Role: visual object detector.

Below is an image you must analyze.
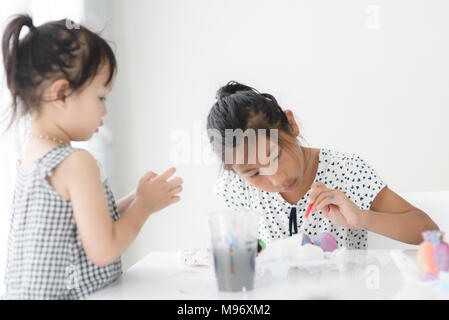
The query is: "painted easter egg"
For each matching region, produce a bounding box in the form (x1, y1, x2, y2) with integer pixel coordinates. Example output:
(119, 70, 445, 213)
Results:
(314, 232, 338, 252)
(417, 230, 449, 280)
(417, 240, 437, 278)
(300, 233, 312, 246)
(434, 242, 449, 272)
(257, 239, 266, 255)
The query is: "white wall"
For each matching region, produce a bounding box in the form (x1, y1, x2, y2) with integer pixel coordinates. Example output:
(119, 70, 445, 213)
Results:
(0, 0, 447, 276)
(105, 0, 449, 270)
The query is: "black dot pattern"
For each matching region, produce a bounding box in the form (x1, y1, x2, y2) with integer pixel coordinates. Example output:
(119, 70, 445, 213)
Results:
(213, 148, 387, 249)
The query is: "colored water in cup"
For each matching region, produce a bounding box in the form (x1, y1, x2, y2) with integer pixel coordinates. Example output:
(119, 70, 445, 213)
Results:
(209, 210, 258, 292)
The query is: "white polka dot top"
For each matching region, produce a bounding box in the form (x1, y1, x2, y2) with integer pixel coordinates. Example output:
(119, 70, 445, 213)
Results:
(213, 148, 387, 249)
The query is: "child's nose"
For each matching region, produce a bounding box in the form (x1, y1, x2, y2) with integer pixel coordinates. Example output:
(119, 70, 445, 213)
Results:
(269, 172, 287, 187)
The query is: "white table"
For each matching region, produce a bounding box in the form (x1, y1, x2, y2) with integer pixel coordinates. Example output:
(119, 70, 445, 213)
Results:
(88, 249, 449, 300)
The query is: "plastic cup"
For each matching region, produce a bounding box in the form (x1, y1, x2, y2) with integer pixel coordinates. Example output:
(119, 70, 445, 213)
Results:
(208, 209, 258, 292)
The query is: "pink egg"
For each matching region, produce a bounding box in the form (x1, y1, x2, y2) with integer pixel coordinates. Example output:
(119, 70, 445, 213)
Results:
(417, 230, 449, 280)
(434, 242, 449, 272)
(315, 233, 337, 252)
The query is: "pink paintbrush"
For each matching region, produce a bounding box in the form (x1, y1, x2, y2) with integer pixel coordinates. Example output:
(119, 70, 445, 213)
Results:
(305, 202, 313, 220)
(299, 202, 313, 235)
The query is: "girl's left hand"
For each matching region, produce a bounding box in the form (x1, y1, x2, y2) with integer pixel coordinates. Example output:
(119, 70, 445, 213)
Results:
(307, 182, 364, 230)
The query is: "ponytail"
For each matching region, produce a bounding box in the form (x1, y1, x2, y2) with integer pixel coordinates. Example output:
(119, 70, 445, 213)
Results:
(1, 14, 117, 132)
(208, 80, 292, 136)
(207, 81, 298, 166)
(2, 14, 37, 129)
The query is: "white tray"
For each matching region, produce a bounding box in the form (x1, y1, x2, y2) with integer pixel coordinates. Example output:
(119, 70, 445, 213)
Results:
(256, 246, 348, 277)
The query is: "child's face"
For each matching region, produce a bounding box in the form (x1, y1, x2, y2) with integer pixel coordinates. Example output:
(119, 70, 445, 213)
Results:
(232, 133, 308, 194)
(62, 63, 115, 141)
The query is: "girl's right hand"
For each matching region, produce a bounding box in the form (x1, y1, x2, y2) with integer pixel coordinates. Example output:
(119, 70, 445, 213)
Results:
(135, 167, 183, 215)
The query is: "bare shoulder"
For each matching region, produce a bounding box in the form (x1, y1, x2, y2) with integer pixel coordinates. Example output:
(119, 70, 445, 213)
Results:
(61, 149, 98, 172)
(49, 149, 101, 201)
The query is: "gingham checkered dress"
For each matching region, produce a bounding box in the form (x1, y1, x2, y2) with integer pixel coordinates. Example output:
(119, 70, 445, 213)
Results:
(2, 146, 122, 300)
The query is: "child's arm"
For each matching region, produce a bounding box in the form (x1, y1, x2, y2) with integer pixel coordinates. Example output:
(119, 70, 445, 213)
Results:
(116, 189, 136, 216)
(308, 182, 439, 245)
(359, 187, 439, 245)
(64, 150, 182, 267)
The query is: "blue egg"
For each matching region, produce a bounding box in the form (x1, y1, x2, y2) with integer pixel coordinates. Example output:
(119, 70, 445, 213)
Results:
(301, 233, 312, 246)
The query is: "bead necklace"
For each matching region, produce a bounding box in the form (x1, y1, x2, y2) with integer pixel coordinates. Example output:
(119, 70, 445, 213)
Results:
(30, 134, 71, 146)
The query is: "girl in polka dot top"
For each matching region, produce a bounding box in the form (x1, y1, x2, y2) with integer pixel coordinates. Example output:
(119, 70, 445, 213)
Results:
(206, 81, 438, 249)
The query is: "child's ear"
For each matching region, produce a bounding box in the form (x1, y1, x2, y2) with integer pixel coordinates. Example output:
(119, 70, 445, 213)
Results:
(284, 109, 300, 137)
(46, 79, 71, 110)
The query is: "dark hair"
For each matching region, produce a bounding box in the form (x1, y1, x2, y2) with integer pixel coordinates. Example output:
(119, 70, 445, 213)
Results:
(207, 81, 302, 168)
(1, 14, 117, 130)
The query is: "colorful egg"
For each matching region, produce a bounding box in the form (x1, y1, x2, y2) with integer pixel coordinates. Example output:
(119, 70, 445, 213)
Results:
(314, 232, 338, 252)
(417, 241, 437, 278)
(257, 239, 266, 255)
(417, 230, 449, 280)
(300, 233, 312, 246)
(434, 242, 449, 272)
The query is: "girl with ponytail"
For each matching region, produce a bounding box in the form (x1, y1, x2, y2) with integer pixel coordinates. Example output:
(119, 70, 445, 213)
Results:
(1, 15, 183, 300)
(207, 81, 438, 249)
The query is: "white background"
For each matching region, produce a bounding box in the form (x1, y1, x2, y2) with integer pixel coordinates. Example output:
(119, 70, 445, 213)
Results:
(1, 0, 448, 282)
(106, 0, 449, 269)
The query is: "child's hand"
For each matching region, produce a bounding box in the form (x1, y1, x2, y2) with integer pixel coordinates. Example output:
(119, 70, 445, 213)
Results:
(135, 167, 183, 215)
(307, 182, 363, 230)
